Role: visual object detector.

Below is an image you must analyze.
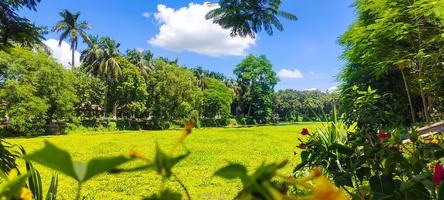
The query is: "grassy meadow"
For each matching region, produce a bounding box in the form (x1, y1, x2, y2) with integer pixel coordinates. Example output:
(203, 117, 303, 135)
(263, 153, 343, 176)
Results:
(6, 123, 320, 199)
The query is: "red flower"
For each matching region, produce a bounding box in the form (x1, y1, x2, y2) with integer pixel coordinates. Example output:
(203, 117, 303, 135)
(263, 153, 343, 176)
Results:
(378, 131, 390, 143)
(301, 128, 309, 136)
(433, 164, 444, 185)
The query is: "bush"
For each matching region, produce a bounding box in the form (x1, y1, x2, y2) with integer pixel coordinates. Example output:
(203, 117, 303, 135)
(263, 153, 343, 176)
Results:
(200, 118, 229, 127)
(235, 117, 247, 126)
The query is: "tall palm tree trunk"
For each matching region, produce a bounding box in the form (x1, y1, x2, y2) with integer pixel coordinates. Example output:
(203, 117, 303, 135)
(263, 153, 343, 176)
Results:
(71, 48, 75, 68)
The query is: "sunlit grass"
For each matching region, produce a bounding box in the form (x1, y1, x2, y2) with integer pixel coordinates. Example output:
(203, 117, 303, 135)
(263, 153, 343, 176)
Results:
(7, 123, 320, 199)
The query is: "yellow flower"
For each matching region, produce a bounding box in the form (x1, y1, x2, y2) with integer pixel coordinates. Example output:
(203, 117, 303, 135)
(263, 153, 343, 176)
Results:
(7, 169, 18, 180)
(19, 188, 33, 200)
(310, 176, 349, 200)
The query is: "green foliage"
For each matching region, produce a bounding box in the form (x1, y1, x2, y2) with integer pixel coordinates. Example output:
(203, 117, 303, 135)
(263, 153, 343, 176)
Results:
(0, 47, 78, 135)
(273, 89, 338, 122)
(202, 77, 233, 119)
(341, 86, 402, 131)
(24, 141, 132, 183)
(215, 160, 287, 199)
(339, 0, 444, 125)
(108, 57, 148, 118)
(295, 104, 444, 199)
(146, 60, 202, 129)
(233, 55, 278, 124)
(206, 0, 297, 38)
(0, 0, 44, 49)
(81, 36, 122, 81)
(73, 68, 106, 119)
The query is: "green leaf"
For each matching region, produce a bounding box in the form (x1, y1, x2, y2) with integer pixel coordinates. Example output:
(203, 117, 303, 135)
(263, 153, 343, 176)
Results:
(23, 141, 78, 180)
(439, 182, 444, 200)
(26, 161, 43, 200)
(24, 141, 132, 182)
(153, 144, 190, 178)
(356, 167, 371, 181)
(334, 172, 353, 187)
(329, 143, 354, 155)
(214, 164, 247, 179)
(45, 175, 58, 200)
(83, 156, 132, 181)
(369, 176, 395, 197)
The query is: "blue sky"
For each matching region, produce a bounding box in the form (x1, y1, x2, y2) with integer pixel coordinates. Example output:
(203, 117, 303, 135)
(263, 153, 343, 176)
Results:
(20, 0, 356, 91)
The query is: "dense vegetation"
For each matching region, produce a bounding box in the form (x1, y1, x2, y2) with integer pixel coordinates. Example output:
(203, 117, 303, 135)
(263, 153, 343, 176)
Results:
(0, 0, 444, 199)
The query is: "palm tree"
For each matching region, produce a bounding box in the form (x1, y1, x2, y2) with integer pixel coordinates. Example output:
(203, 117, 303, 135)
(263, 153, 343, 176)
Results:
(81, 36, 122, 118)
(126, 49, 154, 79)
(206, 0, 297, 38)
(52, 9, 91, 68)
(82, 37, 121, 80)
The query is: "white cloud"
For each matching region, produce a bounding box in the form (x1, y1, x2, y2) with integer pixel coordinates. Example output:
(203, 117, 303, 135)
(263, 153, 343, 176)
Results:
(277, 68, 304, 79)
(43, 39, 80, 69)
(304, 88, 318, 91)
(142, 12, 152, 18)
(327, 86, 338, 93)
(148, 2, 256, 56)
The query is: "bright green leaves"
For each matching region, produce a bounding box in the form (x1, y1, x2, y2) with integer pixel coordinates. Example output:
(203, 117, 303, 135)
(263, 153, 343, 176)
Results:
(215, 163, 247, 180)
(24, 141, 132, 183)
(215, 160, 287, 200)
(153, 144, 190, 178)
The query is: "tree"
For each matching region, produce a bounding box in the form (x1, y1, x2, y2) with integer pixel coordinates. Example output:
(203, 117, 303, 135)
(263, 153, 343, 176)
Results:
(0, 47, 78, 135)
(81, 37, 121, 80)
(81, 36, 122, 117)
(206, 0, 297, 38)
(72, 68, 106, 119)
(146, 60, 202, 129)
(126, 49, 154, 79)
(202, 77, 233, 119)
(108, 57, 148, 119)
(233, 55, 278, 123)
(273, 89, 338, 121)
(339, 0, 444, 125)
(52, 9, 91, 68)
(0, 0, 44, 49)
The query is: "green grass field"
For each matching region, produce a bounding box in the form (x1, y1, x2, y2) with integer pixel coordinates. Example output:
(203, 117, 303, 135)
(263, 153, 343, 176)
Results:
(6, 123, 320, 199)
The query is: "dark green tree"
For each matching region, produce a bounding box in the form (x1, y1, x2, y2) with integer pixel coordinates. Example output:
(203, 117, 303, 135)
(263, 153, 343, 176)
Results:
(0, 47, 77, 135)
(202, 77, 233, 119)
(233, 55, 278, 123)
(146, 59, 202, 129)
(206, 0, 297, 38)
(0, 0, 44, 49)
(339, 0, 444, 125)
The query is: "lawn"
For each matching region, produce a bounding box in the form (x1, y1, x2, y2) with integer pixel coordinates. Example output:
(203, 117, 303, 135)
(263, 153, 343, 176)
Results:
(6, 123, 320, 199)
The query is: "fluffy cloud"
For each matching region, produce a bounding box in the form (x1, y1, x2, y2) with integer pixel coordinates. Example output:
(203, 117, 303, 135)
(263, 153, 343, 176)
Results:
(277, 68, 304, 79)
(43, 39, 80, 69)
(327, 86, 338, 93)
(148, 2, 255, 56)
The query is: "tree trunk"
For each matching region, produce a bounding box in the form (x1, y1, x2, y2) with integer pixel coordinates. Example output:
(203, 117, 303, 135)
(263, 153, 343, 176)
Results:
(71, 48, 75, 68)
(400, 68, 416, 123)
(113, 103, 117, 120)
